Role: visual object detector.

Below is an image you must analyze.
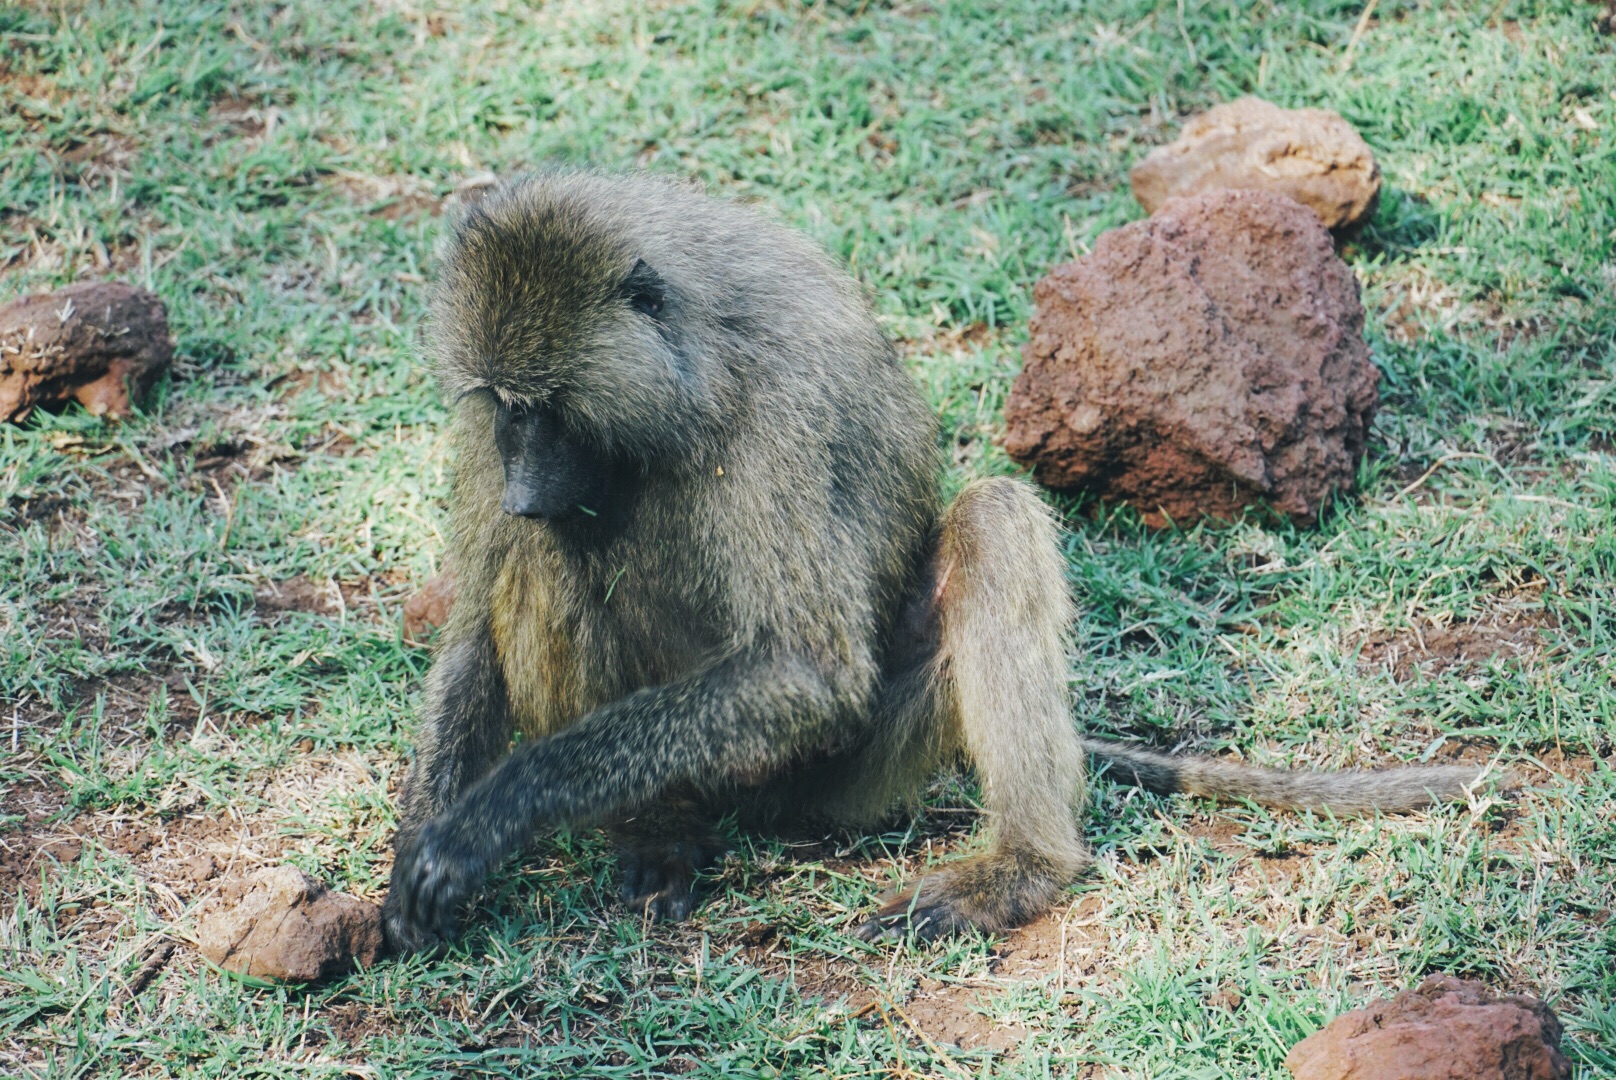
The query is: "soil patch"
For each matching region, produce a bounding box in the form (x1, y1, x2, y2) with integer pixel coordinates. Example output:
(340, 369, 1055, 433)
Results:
(78, 669, 204, 737)
(0, 780, 74, 898)
(1519, 745, 1606, 784)
(991, 894, 1110, 983)
(1358, 612, 1553, 680)
(901, 978, 1023, 1052)
(775, 950, 877, 1015)
(374, 193, 443, 221)
(269, 367, 348, 401)
(255, 574, 348, 616)
(56, 133, 138, 176)
(253, 573, 393, 621)
(208, 94, 275, 138)
(878, 897, 1114, 1053)
(328, 171, 443, 219)
(0, 771, 253, 905)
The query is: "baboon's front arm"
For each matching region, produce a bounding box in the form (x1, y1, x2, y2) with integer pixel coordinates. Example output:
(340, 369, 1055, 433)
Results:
(387, 650, 835, 945)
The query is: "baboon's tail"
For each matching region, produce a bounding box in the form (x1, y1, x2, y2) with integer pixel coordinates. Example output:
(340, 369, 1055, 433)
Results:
(1080, 737, 1495, 814)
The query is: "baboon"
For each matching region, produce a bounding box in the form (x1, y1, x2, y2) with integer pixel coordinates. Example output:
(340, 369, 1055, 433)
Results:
(382, 170, 1488, 951)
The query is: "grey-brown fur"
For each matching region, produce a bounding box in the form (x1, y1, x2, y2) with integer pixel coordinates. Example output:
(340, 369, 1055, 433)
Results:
(1081, 739, 1483, 814)
(381, 169, 1493, 951)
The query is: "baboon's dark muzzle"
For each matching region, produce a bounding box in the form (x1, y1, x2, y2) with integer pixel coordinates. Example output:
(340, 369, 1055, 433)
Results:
(493, 401, 601, 521)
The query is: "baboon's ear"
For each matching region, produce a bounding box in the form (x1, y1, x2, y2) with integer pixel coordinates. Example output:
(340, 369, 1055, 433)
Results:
(619, 258, 667, 318)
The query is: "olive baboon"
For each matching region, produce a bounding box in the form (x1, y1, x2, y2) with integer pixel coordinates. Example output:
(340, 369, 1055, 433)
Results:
(382, 170, 1486, 952)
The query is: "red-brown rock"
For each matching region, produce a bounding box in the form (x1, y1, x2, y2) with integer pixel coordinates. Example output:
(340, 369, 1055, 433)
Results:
(403, 570, 456, 643)
(195, 865, 382, 983)
(1285, 975, 1572, 1080)
(1131, 97, 1381, 231)
(1003, 189, 1377, 526)
(0, 281, 173, 421)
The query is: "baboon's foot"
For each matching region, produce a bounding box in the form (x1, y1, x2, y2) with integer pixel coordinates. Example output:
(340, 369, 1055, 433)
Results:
(855, 847, 1082, 942)
(617, 835, 728, 922)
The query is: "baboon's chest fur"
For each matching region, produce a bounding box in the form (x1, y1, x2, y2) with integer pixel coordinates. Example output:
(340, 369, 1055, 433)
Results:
(489, 553, 597, 740)
(488, 538, 727, 741)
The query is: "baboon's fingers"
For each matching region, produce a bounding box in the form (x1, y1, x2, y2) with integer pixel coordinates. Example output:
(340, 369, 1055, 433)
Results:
(618, 859, 654, 906)
(853, 900, 962, 943)
(386, 817, 492, 949)
(617, 837, 727, 923)
(854, 877, 975, 943)
(855, 848, 1082, 943)
(851, 894, 918, 942)
(620, 861, 696, 921)
(643, 888, 697, 923)
(381, 886, 445, 955)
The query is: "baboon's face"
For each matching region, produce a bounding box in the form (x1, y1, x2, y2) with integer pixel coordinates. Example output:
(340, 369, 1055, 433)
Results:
(430, 181, 723, 475)
(491, 398, 608, 521)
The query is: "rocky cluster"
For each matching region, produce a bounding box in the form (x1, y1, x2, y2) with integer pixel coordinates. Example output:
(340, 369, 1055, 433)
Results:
(1005, 98, 1384, 526)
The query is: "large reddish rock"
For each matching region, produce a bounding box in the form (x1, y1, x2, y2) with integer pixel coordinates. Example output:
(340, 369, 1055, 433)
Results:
(0, 281, 173, 421)
(1003, 189, 1377, 526)
(1131, 97, 1381, 231)
(195, 865, 382, 983)
(1285, 975, 1572, 1080)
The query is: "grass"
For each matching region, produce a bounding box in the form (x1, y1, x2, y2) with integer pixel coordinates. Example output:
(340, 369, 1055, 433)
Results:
(1, 0, 1614, 1076)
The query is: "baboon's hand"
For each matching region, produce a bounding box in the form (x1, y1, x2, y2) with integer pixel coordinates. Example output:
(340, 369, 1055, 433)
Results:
(381, 879, 441, 955)
(384, 818, 491, 952)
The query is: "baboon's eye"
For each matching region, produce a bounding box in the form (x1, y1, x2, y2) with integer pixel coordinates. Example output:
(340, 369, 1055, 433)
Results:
(619, 258, 666, 318)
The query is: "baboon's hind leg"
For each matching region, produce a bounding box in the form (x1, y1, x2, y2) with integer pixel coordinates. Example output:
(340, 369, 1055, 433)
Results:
(609, 790, 728, 922)
(859, 478, 1088, 940)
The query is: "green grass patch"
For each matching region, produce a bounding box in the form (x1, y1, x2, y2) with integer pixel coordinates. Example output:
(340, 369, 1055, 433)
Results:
(2, 0, 1613, 1076)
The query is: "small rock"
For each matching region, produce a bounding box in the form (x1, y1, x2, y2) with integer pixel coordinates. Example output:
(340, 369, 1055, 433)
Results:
(195, 865, 382, 983)
(1004, 189, 1377, 527)
(1285, 976, 1572, 1080)
(403, 570, 456, 642)
(180, 853, 218, 886)
(0, 281, 174, 422)
(1131, 97, 1382, 231)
